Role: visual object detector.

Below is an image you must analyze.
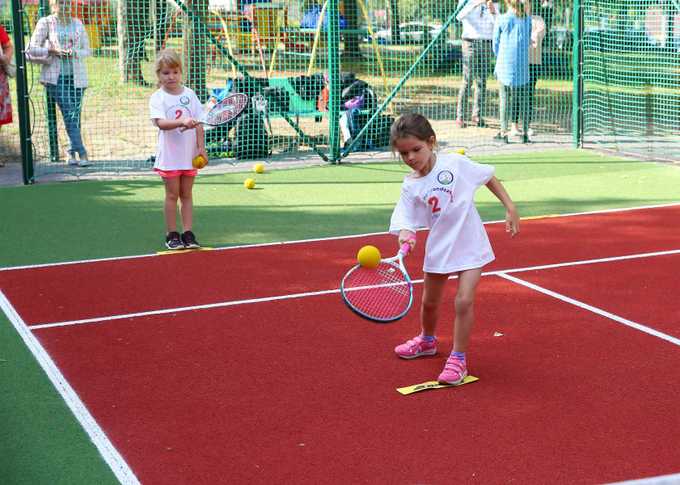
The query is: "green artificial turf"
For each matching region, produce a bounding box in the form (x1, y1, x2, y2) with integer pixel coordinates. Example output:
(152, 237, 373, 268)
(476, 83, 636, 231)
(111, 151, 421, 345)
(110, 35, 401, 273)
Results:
(2, 149, 680, 268)
(0, 313, 121, 485)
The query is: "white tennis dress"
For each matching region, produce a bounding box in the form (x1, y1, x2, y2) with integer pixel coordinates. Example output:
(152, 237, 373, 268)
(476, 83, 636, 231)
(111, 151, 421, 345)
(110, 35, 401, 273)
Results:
(389, 153, 496, 274)
(149, 86, 203, 171)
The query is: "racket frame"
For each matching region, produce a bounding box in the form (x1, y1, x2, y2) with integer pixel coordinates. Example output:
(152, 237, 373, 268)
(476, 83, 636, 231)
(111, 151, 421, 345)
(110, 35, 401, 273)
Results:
(340, 243, 414, 323)
(201, 93, 249, 127)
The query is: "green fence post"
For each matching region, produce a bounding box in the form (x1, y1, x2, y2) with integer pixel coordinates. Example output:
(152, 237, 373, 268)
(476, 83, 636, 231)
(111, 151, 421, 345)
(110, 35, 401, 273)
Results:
(572, 0, 583, 148)
(11, 0, 34, 183)
(326, 0, 341, 163)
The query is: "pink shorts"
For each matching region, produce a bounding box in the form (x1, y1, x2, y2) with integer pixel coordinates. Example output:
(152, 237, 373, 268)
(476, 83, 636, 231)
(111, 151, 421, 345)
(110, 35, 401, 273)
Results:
(154, 168, 198, 179)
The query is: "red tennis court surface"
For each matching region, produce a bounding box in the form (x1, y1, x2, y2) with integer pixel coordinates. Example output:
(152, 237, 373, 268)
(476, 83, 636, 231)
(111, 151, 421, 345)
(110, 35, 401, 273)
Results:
(2, 204, 680, 485)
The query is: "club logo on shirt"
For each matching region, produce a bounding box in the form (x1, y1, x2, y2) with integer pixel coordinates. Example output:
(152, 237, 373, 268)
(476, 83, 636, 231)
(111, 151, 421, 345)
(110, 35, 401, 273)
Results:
(180, 96, 190, 106)
(437, 170, 454, 185)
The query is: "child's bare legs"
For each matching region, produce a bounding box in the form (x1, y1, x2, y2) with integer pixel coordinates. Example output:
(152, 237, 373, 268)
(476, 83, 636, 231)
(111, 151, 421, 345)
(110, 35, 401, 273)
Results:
(178, 175, 194, 232)
(394, 271, 448, 359)
(437, 268, 482, 384)
(163, 175, 194, 232)
(420, 272, 450, 336)
(452, 268, 483, 352)
(163, 176, 181, 233)
(420, 268, 482, 345)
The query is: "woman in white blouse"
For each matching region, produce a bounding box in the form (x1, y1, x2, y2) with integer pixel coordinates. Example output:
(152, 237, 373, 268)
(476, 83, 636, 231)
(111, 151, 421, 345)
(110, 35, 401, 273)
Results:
(27, 0, 91, 166)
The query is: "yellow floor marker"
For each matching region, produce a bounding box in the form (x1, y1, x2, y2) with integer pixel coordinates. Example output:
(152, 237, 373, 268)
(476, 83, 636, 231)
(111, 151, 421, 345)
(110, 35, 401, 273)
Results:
(397, 375, 479, 395)
(156, 247, 214, 256)
(520, 214, 560, 221)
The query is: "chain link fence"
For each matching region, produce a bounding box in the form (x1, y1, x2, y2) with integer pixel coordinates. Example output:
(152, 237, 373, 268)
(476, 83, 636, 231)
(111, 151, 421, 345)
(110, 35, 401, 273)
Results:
(0, 0, 677, 182)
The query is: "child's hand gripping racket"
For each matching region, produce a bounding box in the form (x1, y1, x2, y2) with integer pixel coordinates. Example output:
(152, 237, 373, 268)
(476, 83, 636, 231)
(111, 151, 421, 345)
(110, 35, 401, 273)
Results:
(340, 242, 414, 323)
(180, 93, 249, 131)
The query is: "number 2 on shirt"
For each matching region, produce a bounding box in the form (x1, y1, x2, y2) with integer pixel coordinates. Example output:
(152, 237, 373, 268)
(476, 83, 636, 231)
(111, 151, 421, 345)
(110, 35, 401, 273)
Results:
(428, 196, 441, 214)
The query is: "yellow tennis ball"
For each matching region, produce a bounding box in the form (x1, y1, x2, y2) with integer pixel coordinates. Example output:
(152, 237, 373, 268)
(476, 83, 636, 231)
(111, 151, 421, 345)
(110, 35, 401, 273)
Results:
(244, 178, 256, 189)
(455, 148, 466, 155)
(192, 154, 208, 169)
(253, 163, 265, 174)
(357, 245, 381, 269)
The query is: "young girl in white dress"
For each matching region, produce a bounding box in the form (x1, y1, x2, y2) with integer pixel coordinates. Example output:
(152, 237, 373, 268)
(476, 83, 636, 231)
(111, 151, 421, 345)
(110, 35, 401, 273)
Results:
(149, 49, 207, 250)
(389, 113, 520, 384)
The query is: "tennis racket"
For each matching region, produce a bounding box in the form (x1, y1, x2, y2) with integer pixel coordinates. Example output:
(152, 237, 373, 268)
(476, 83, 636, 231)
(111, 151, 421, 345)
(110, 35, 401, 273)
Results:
(340, 243, 414, 323)
(190, 93, 249, 129)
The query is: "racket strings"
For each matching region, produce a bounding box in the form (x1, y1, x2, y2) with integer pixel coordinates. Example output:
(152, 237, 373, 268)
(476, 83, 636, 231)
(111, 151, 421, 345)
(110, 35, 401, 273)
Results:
(205, 95, 248, 125)
(343, 262, 411, 320)
(206, 105, 237, 125)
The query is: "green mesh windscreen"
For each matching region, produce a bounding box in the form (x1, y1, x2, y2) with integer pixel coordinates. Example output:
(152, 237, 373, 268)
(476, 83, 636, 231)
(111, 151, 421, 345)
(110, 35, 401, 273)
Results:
(581, 0, 680, 161)
(8, 1, 676, 179)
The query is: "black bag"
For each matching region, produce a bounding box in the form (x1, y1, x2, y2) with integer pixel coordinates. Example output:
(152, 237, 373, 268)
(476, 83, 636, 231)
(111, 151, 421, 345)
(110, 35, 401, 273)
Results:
(262, 86, 290, 114)
(340, 72, 357, 91)
(289, 74, 326, 101)
(229, 77, 268, 102)
(341, 81, 378, 112)
(234, 112, 271, 160)
(347, 110, 394, 150)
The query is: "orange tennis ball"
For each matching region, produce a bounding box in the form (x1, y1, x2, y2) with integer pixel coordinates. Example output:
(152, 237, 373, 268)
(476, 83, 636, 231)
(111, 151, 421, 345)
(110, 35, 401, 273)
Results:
(357, 245, 381, 269)
(244, 178, 256, 189)
(192, 154, 208, 169)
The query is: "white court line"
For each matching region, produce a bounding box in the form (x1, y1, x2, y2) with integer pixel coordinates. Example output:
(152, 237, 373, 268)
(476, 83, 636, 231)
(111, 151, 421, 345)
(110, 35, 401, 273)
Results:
(27, 248, 680, 331)
(2, 201, 680, 272)
(606, 472, 680, 485)
(0, 291, 141, 485)
(29, 288, 340, 330)
(486, 249, 680, 276)
(497, 273, 680, 347)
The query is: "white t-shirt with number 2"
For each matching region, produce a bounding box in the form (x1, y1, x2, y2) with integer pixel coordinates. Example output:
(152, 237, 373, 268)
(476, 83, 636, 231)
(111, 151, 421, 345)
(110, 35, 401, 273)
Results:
(389, 153, 496, 274)
(149, 86, 203, 170)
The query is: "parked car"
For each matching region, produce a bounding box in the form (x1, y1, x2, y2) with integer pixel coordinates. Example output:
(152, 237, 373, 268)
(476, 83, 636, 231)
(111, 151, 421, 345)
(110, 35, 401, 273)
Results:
(371, 21, 445, 44)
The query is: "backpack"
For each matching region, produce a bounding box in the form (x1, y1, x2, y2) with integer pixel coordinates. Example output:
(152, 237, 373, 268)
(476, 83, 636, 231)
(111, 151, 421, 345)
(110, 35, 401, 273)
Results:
(341, 80, 377, 112)
(262, 86, 290, 115)
(228, 76, 268, 101)
(233, 112, 271, 160)
(346, 110, 394, 151)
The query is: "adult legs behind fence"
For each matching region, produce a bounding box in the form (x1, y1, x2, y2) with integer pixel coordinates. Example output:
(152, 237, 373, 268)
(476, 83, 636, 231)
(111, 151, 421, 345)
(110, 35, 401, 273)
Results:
(519, 84, 530, 142)
(507, 84, 530, 142)
(456, 41, 474, 127)
(46, 75, 88, 162)
(527, 64, 541, 135)
(457, 39, 492, 127)
(472, 39, 492, 125)
(496, 83, 509, 143)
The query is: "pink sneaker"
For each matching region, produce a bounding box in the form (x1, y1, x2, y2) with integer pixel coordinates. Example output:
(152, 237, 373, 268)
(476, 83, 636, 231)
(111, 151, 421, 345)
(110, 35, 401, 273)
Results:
(437, 354, 468, 385)
(394, 336, 437, 360)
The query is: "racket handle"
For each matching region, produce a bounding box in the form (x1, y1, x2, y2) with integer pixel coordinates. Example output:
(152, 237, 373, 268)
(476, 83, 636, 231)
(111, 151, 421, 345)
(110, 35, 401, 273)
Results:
(399, 242, 412, 256)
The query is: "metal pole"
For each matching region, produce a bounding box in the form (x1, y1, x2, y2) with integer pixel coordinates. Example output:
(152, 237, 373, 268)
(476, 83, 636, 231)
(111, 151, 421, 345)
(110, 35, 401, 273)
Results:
(11, 0, 34, 183)
(571, 0, 583, 148)
(326, 0, 340, 162)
